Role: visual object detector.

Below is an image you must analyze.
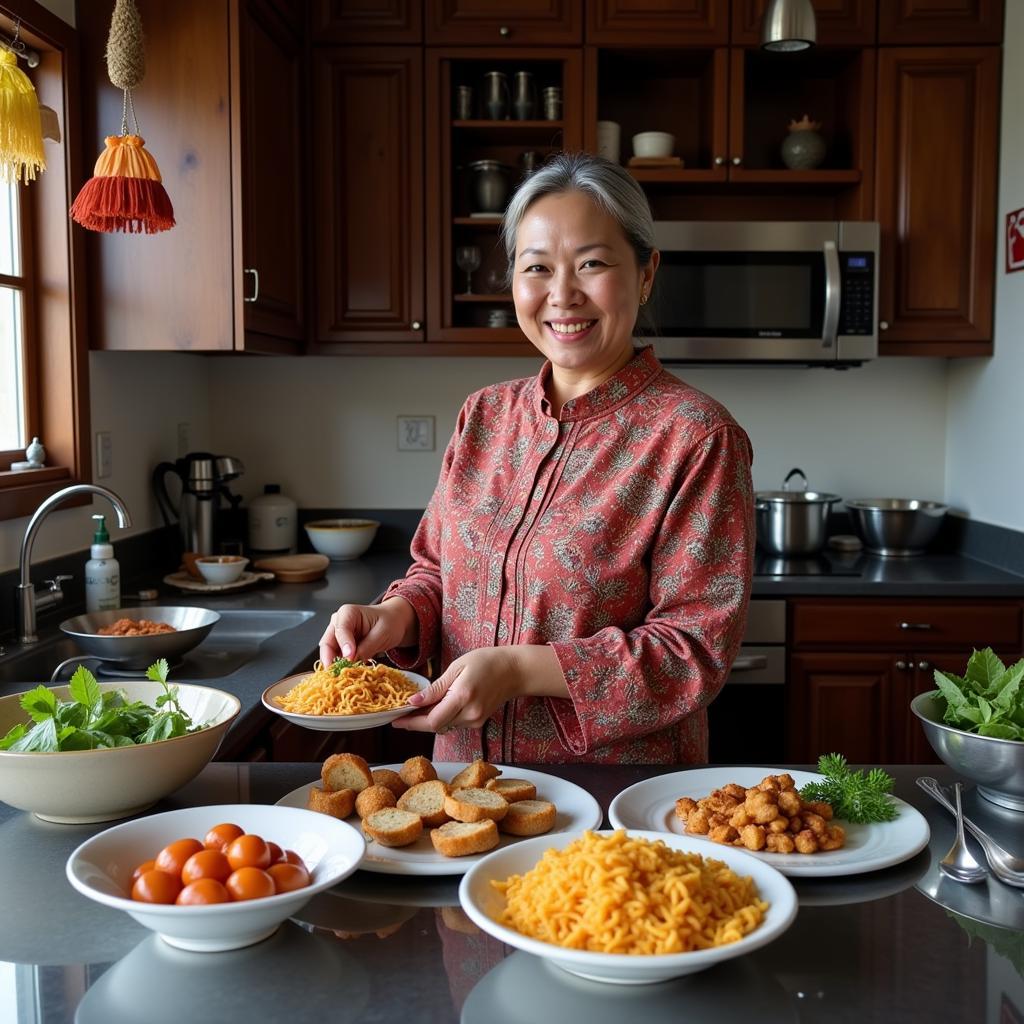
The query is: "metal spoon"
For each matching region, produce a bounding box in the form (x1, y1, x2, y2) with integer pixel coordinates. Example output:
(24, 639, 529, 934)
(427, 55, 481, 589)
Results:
(917, 777, 1024, 888)
(937, 782, 987, 884)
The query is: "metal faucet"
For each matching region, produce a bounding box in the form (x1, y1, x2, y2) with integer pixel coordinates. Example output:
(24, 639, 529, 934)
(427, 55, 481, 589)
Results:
(16, 484, 132, 644)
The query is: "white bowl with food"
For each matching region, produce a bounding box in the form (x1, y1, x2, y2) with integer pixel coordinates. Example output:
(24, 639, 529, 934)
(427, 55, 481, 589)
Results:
(631, 131, 675, 158)
(194, 555, 249, 585)
(304, 519, 380, 560)
(459, 829, 797, 985)
(0, 679, 240, 823)
(66, 803, 365, 952)
(262, 662, 429, 732)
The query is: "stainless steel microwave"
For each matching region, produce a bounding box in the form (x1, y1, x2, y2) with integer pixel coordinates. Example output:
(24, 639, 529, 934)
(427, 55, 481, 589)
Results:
(647, 221, 879, 365)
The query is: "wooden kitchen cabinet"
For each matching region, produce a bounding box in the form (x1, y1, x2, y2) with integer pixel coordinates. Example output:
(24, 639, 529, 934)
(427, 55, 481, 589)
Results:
(877, 0, 1005, 45)
(732, 0, 876, 46)
(425, 1, 582, 46)
(311, 0, 423, 44)
(874, 47, 1001, 356)
(788, 598, 1023, 763)
(586, 0, 730, 46)
(310, 47, 425, 347)
(78, 0, 305, 353)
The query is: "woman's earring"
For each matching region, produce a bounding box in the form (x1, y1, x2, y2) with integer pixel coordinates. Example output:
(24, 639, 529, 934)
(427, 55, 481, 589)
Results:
(639, 291, 648, 306)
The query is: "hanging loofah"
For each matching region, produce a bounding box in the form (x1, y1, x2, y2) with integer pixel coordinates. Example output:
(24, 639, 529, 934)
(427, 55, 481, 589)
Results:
(70, 134, 174, 233)
(105, 0, 145, 90)
(0, 47, 46, 184)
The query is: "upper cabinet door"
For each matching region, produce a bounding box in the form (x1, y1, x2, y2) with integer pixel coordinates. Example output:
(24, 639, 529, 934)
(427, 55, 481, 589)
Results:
(238, 0, 305, 349)
(311, 48, 425, 345)
(587, 0, 729, 46)
(311, 0, 423, 44)
(425, 1, 582, 45)
(875, 47, 1000, 355)
(732, 0, 876, 46)
(878, 0, 1004, 45)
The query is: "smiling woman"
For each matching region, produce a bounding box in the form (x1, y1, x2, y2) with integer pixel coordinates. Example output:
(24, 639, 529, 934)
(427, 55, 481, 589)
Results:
(0, 1, 92, 521)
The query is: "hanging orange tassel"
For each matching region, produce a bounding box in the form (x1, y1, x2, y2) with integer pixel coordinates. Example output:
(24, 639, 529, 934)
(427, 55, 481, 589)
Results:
(70, 133, 174, 233)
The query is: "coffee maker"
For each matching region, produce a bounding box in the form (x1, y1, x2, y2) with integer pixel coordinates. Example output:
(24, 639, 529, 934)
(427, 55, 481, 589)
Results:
(152, 452, 244, 555)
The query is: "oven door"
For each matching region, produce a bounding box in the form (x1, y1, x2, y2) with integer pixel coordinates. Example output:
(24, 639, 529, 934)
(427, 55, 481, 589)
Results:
(708, 645, 787, 764)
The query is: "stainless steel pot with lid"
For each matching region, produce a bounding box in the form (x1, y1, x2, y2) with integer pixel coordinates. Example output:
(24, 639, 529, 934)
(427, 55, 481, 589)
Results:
(755, 468, 841, 556)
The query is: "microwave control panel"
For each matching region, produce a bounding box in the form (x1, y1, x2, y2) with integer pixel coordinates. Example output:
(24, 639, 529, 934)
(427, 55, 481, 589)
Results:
(838, 253, 876, 335)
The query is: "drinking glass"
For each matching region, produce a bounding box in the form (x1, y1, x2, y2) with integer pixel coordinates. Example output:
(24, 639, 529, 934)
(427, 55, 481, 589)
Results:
(456, 246, 482, 294)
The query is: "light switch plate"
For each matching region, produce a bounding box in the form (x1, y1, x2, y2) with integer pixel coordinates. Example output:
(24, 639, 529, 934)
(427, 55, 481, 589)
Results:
(397, 415, 435, 451)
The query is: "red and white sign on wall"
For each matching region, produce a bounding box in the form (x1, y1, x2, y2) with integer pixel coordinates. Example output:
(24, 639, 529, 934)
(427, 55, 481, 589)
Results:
(1008, 207, 1024, 273)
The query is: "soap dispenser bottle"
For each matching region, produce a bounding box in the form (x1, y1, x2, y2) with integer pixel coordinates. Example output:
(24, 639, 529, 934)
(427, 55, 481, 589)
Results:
(85, 513, 121, 612)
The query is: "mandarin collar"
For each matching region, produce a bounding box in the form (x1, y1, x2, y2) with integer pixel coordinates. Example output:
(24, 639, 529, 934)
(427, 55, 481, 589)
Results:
(533, 345, 662, 422)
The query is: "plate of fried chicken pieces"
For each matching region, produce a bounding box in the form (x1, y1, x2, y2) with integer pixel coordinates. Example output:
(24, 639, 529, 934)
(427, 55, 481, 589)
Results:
(608, 767, 929, 878)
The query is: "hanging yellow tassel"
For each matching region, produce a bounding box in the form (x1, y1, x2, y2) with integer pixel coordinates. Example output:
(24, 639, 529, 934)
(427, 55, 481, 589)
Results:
(0, 48, 46, 184)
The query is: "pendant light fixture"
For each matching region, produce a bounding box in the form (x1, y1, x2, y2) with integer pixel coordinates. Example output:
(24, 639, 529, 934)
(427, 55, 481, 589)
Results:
(761, 0, 817, 52)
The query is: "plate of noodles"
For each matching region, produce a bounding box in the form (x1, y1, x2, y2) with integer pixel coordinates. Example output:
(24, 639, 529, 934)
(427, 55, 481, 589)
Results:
(261, 660, 430, 731)
(458, 829, 797, 985)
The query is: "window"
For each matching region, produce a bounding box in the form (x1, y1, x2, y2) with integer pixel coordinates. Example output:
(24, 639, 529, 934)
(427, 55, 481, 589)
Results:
(0, 2, 90, 521)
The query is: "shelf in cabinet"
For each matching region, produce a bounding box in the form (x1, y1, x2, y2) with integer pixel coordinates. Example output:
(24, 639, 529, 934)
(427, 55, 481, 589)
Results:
(728, 169, 863, 186)
(453, 293, 513, 303)
(629, 169, 727, 184)
(453, 119, 564, 130)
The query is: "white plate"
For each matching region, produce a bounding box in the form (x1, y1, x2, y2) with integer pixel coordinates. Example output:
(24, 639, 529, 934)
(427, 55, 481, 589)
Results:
(277, 763, 603, 876)
(608, 767, 930, 878)
(163, 570, 273, 593)
(458, 829, 798, 985)
(261, 671, 430, 732)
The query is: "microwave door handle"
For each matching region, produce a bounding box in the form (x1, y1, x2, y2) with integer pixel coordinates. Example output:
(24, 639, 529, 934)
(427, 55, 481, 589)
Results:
(822, 240, 840, 349)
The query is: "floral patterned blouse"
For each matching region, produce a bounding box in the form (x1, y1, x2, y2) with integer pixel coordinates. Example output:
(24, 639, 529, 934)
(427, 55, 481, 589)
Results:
(385, 345, 754, 765)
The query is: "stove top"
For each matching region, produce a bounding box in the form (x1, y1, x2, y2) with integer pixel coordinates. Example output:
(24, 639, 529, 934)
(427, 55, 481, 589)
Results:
(754, 550, 864, 577)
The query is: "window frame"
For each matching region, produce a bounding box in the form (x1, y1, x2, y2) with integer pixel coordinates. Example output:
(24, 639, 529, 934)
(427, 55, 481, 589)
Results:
(0, 0, 91, 521)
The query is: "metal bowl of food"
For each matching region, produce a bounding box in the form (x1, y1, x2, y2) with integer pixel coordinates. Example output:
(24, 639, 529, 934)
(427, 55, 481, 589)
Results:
(845, 499, 948, 556)
(911, 692, 1024, 811)
(60, 607, 220, 669)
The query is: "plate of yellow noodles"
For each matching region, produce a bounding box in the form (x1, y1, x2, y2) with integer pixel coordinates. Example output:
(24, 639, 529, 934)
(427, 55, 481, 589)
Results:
(262, 659, 429, 732)
(458, 829, 797, 985)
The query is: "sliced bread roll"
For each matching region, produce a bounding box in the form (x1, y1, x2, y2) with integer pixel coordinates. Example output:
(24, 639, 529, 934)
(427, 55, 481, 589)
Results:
(450, 759, 501, 790)
(396, 779, 451, 827)
(355, 784, 398, 819)
(445, 787, 509, 823)
(499, 799, 556, 836)
(486, 778, 536, 803)
(307, 785, 355, 819)
(430, 819, 499, 857)
(363, 808, 423, 847)
(371, 767, 408, 799)
(322, 752, 373, 793)
(399, 755, 438, 788)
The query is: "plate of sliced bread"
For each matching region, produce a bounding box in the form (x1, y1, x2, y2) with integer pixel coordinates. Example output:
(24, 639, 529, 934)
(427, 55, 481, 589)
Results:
(276, 755, 603, 876)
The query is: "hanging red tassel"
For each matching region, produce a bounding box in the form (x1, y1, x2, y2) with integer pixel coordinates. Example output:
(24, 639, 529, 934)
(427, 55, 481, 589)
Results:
(70, 133, 174, 233)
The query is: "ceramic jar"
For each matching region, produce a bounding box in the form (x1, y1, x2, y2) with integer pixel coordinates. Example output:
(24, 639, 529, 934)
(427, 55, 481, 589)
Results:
(781, 116, 826, 170)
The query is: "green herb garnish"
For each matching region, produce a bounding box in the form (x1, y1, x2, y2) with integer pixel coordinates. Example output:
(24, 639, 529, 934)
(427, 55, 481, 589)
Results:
(931, 648, 1024, 741)
(0, 658, 202, 752)
(799, 753, 899, 824)
(328, 657, 358, 676)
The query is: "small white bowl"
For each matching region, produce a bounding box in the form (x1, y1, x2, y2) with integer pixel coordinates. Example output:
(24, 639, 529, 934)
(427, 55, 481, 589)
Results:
(66, 803, 365, 952)
(632, 131, 675, 158)
(195, 555, 249, 585)
(305, 519, 380, 561)
(459, 829, 797, 985)
(0, 681, 240, 823)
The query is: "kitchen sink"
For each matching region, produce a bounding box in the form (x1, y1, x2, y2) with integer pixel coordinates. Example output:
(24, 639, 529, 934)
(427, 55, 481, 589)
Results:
(0, 609, 316, 687)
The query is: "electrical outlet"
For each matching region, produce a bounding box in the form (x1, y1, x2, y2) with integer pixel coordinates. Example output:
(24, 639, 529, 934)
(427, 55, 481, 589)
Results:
(96, 431, 112, 478)
(397, 415, 435, 451)
(177, 422, 190, 456)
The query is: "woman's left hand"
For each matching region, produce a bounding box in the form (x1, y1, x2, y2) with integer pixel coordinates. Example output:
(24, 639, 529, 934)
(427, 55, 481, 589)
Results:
(392, 645, 567, 734)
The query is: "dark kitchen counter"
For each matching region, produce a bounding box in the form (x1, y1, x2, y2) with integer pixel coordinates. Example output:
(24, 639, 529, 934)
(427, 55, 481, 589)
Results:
(0, 763, 1017, 1023)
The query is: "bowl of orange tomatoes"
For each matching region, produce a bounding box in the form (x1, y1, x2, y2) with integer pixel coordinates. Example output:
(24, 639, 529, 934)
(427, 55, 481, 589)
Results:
(66, 803, 365, 951)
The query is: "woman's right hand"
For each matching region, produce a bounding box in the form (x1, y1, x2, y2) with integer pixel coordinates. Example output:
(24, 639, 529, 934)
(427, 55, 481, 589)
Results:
(318, 596, 417, 666)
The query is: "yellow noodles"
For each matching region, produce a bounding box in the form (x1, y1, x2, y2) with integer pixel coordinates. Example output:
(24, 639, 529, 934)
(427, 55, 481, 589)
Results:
(274, 660, 418, 716)
(493, 830, 768, 955)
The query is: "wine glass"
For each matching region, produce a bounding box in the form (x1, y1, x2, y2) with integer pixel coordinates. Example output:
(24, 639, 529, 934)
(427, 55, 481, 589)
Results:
(456, 245, 482, 294)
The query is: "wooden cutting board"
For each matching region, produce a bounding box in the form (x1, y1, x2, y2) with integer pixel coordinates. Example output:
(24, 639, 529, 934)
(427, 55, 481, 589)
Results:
(253, 554, 330, 583)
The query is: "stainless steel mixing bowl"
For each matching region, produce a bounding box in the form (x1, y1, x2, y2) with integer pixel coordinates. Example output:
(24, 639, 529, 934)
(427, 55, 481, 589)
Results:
(911, 692, 1024, 811)
(845, 499, 948, 556)
(59, 607, 220, 669)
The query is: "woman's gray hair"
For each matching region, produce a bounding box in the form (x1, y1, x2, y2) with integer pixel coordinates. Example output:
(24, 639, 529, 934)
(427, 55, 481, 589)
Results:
(500, 152, 656, 286)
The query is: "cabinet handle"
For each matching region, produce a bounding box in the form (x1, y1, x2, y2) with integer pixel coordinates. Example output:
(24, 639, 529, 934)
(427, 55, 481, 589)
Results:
(243, 267, 260, 303)
(714, 156, 725, 166)
(411, 320, 423, 331)
(918, 661, 930, 672)
(879, 320, 889, 331)
(730, 655, 768, 672)
(499, 25, 510, 38)
(895, 660, 908, 671)
(899, 622, 932, 630)
(731, 156, 742, 166)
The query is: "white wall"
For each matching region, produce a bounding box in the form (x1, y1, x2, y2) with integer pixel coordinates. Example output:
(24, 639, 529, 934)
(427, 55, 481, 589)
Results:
(945, 0, 1024, 531)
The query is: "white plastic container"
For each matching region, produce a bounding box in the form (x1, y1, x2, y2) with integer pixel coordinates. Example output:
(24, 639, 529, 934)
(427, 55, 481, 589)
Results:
(248, 484, 297, 553)
(85, 513, 120, 612)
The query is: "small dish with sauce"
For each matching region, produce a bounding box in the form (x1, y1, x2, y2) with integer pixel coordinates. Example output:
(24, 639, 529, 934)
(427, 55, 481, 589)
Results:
(195, 555, 249, 585)
(305, 520, 379, 561)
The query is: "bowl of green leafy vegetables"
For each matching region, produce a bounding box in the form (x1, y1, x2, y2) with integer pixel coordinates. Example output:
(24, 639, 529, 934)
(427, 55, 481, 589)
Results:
(911, 648, 1024, 812)
(0, 659, 240, 823)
